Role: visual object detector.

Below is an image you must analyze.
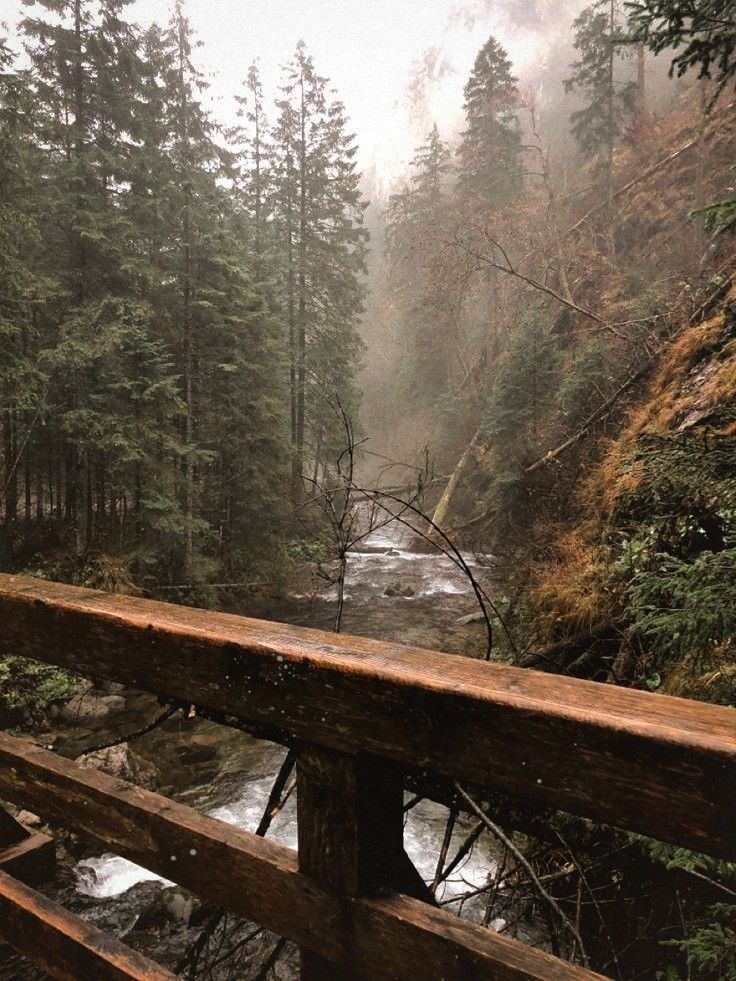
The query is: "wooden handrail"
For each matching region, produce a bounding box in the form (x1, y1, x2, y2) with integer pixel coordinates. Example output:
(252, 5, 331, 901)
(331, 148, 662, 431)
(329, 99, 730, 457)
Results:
(0, 733, 601, 980)
(0, 868, 175, 980)
(0, 573, 734, 858)
(0, 572, 734, 980)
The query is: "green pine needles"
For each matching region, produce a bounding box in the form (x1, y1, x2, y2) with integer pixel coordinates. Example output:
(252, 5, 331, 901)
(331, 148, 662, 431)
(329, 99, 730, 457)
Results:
(0, 3, 367, 592)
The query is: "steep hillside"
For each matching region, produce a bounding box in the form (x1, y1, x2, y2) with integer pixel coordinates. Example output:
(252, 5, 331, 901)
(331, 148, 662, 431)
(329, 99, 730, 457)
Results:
(529, 279, 736, 703)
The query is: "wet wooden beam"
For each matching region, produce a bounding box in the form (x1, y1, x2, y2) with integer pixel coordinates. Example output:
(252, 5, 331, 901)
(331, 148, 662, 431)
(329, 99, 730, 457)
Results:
(0, 733, 603, 981)
(297, 746, 408, 896)
(0, 832, 56, 886)
(0, 869, 175, 980)
(0, 573, 734, 857)
(297, 746, 408, 979)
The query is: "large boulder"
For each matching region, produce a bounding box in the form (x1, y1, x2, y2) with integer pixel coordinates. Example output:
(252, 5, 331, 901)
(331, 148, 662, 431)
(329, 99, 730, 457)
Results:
(135, 885, 198, 931)
(60, 693, 127, 723)
(77, 743, 159, 790)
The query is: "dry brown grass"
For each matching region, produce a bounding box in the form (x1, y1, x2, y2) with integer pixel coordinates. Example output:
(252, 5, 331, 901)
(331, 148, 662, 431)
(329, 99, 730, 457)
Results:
(663, 640, 736, 702)
(527, 274, 736, 648)
(531, 532, 616, 639)
(702, 348, 736, 405)
(580, 435, 643, 519)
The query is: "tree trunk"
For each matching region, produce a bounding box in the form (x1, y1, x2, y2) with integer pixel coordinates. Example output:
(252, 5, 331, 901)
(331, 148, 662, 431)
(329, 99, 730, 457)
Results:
(3, 410, 17, 526)
(72, 0, 87, 557)
(636, 42, 646, 113)
(85, 458, 93, 548)
(178, 11, 195, 575)
(24, 452, 31, 526)
(431, 431, 481, 530)
(95, 453, 106, 545)
(606, 0, 616, 261)
(296, 72, 307, 492)
(286, 140, 299, 493)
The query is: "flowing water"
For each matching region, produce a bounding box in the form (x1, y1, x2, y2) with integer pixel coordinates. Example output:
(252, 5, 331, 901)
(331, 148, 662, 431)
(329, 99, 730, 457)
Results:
(72, 512, 512, 937)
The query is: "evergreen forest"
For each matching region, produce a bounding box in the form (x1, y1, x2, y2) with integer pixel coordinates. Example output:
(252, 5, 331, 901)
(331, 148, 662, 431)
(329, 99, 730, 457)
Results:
(1, 1, 736, 978)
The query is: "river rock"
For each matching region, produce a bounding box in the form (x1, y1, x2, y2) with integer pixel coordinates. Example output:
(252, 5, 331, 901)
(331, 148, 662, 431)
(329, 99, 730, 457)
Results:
(455, 611, 487, 625)
(174, 742, 218, 766)
(60, 692, 127, 723)
(77, 743, 159, 790)
(135, 886, 198, 930)
(384, 582, 415, 598)
(14, 809, 43, 830)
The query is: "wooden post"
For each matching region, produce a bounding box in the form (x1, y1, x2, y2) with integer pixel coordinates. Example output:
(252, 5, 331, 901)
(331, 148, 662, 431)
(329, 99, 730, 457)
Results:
(0, 807, 55, 887)
(297, 745, 411, 979)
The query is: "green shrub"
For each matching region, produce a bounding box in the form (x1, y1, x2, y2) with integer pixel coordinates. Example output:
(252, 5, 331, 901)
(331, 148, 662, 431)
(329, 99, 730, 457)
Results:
(667, 905, 736, 980)
(557, 339, 609, 428)
(625, 547, 736, 667)
(0, 655, 78, 726)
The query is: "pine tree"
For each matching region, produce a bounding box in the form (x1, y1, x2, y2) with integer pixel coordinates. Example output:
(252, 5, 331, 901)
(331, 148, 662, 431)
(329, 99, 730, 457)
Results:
(456, 36, 522, 212)
(627, 0, 736, 103)
(410, 123, 451, 215)
(8, 1, 288, 588)
(566, 1, 638, 160)
(565, 0, 638, 254)
(481, 317, 560, 537)
(0, 41, 47, 535)
(138, 6, 286, 583)
(20, 0, 146, 553)
(384, 125, 456, 402)
(272, 42, 367, 492)
(629, 0, 736, 233)
(234, 61, 271, 264)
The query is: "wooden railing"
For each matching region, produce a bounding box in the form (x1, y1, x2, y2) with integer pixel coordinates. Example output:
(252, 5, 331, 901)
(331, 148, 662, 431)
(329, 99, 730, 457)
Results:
(0, 572, 734, 980)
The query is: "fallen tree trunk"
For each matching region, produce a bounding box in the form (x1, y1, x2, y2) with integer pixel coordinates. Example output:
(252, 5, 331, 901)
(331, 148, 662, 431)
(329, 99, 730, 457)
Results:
(431, 430, 482, 529)
(524, 363, 649, 475)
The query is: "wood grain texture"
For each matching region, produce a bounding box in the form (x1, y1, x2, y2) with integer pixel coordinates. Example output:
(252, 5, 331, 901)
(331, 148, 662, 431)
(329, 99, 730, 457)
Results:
(0, 574, 734, 856)
(298, 746, 406, 895)
(0, 733, 603, 981)
(297, 747, 407, 980)
(0, 832, 55, 886)
(0, 869, 175, 980)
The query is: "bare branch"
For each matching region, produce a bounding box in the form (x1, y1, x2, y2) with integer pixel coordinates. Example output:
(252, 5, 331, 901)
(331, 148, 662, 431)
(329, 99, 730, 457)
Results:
(455, 784, 590, 967)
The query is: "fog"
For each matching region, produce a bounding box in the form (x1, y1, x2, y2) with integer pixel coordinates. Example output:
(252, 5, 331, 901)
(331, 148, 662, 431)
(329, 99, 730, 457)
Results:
(0, 0, 592, 181)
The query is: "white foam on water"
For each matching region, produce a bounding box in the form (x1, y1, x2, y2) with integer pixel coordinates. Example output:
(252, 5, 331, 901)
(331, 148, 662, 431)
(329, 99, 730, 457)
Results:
(77, 855, 172, 899)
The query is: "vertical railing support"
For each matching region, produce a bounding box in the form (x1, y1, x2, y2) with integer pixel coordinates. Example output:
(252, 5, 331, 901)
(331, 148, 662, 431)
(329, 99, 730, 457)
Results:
(0, 807, 55, 886)
(297, 745, 415, 979)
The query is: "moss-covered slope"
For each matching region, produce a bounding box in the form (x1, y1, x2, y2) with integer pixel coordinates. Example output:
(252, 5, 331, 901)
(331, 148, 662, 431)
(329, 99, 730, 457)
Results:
(532, 284, 736, 703)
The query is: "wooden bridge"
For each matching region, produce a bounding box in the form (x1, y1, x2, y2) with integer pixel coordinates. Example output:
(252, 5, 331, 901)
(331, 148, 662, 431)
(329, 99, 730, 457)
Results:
(0, 572, 734, 979)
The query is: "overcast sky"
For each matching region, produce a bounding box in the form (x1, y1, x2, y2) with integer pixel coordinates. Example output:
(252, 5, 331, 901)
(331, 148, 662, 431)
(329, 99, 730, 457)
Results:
(0, 0, 578, 185)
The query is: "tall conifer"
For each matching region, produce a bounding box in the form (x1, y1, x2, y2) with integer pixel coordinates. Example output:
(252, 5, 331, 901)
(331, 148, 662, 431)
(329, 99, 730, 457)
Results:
(456, 36, 522, 212)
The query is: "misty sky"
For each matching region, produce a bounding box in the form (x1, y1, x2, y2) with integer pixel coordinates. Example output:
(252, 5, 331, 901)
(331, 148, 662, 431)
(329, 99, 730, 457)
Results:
(0, 0, 581, 183)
